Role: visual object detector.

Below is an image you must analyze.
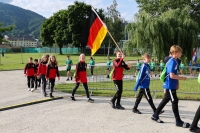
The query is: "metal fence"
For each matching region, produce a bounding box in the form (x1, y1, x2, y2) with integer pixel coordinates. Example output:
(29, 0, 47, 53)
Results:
(0, 47, 79, 54)
(85, 65, 200, 98)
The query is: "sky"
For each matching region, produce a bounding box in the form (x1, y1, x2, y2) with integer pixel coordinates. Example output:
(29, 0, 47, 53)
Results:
(0, 0, 139, 21)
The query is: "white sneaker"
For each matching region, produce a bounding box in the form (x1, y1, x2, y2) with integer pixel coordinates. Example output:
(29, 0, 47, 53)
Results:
(31, 88, 35, 92)
(28, 88, 31, 91)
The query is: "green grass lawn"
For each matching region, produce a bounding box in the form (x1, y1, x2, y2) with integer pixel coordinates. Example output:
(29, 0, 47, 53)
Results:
(0, 53, 141, 71)
(55, 78, 200, 100)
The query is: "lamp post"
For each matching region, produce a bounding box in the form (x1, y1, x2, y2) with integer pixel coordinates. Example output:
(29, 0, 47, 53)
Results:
(20, 37, 24, 64)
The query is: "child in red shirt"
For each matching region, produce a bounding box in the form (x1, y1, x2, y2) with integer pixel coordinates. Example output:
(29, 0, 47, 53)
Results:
(37, 55, 48, 97)
(24, 57, 36, 91)
(46, 55, 60, 98)
(71, 54, 94, 103)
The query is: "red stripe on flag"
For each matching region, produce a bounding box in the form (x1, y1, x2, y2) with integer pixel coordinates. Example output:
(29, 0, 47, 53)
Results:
(87, 17, 103, 49)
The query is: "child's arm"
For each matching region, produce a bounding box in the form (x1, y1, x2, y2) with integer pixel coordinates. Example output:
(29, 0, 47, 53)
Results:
(133, 65, 145, 91)
(46, 65, 50, 80)
(170, 73, 186, 80)
(24, 64, 27, 75)
(56, 66, 60, 80)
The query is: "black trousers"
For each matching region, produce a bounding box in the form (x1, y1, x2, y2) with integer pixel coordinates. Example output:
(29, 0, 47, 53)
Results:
(91, 66, 94, 75)
(49, 78, 55, 93)
(112, 80, 123, 105)
(191, 106, 200, 128)
(27, 76, 34, 88)
(72, 82, 90, 98)
(134, 88, 156, 112)
(155, 90, 180, 121)
(34, 76, 41, 89)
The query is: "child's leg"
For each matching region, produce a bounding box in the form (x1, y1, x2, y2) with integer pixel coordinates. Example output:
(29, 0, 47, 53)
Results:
(27, 76, 31, 89)
(82, 83, 90, 98)
(133, 89, 144, 109)
(72, 82, 80, 97)
(169, 90, 181, 121)
(49, 78, 55, 94)
(34, 76, 38, 89)
(91, 67, 94, 75)
(31, 76, 35, 88)
(144, 88, 156, 112)
(40, 74, 47, 95)
(190, 106, 200, 129)
(154, 90, 170, 116)
(114, 80, 123, 105)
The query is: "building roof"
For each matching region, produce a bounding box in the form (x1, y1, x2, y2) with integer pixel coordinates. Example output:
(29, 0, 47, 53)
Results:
(7, 36, 36, 41)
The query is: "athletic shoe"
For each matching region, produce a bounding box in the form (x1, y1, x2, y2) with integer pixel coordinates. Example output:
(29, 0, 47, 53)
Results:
(115, 104, 125, 110)
(49, 93, 54, 98)
(71, 96, 76, 101)
(71, 77, 73, 80)
(44, 92, 48, 97)
(28, 88, 31, 91)
(88, 98, 94, 103)
(190, 126, 200, 132)
(109, 100, 116, 109)
(151, 114, 164, 123)
(176, 120, 190, 128)
(132, 108, 142, 114)
(66, 79, 69, 81)
(31, 88, 35, 92)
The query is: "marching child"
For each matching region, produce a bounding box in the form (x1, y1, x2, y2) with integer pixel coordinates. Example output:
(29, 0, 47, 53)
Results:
(32, 59, 41, 91)
(109, 50, 131, 110)
(46, 55, 60, 98)
(89, 56, 95, 79)
(105, 57, 111, 78)
(37, 55, 48, 97)
(24, 57, 36, 91)
(190, 106, 200, 132)
(151, 45, 190, 128)
(133, 54, 164, 114)
(71, 54, 94, 103)
(66, 55, 73, 81)
(135, 59, 141, 77)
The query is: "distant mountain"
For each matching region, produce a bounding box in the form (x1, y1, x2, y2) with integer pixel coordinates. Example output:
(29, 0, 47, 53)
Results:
(0, 2, 46, 38)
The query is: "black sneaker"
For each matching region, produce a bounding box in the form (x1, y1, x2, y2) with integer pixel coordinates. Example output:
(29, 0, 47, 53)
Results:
(176, 120, 190, 128)
(115, 104, 125, 110)
(109, 100, 115, 109)
(66, 79, 69, 81)
(71, 77, 73, 80)
(44, 93, 48, 97)
(71, 96, 76, 101)
(190, 126, 200, 132)
(151, 114, 164, 123)
(88, 98, 94, 103)
(132, 108, 142, 114)
(50, 93, 54, 98)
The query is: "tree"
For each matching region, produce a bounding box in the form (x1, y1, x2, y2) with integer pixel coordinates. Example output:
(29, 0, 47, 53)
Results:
(67, 1, 105, 53)
(103, 0, 124, 50)
(40, 10, 69, 54)
(127, 6, 200, 61)
(0, 23, 14, 43)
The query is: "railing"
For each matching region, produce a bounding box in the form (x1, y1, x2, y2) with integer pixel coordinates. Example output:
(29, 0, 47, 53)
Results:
(85, 65, 200, 98)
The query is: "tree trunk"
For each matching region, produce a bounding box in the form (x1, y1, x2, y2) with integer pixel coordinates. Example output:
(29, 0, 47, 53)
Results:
(59, 46, 62, 54)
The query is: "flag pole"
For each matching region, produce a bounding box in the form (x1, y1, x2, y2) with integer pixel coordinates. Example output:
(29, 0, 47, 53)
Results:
(90, 5, 130, 65)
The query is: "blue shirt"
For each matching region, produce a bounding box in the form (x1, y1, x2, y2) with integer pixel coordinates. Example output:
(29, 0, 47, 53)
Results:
(163, 58, 178, 90)
(134, 63, 150, 91)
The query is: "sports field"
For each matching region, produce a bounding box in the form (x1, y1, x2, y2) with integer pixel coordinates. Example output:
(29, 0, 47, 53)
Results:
(0, 53, 141, 70)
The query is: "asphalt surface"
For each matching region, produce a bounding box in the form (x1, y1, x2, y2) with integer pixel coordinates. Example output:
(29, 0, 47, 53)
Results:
(0, 63, 199, 133)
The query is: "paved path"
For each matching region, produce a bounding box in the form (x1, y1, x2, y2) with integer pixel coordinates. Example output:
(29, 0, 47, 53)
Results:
(0, 64, 199, 133)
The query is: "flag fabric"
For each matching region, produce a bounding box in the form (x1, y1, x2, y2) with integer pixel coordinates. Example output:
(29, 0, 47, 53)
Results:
(82, 7, 108, 55)
(192, 48, 197, 62)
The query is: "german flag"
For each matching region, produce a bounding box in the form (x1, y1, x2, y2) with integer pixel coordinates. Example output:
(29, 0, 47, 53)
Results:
(82, 7, 107, 55)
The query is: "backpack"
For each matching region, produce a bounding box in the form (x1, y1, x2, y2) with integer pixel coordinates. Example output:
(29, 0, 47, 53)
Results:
(198, 73, 200, 84)
(160, 59, 172, 82)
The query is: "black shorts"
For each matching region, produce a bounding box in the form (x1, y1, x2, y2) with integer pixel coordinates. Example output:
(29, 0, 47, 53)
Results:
(67, 68, 71, 72)
(106, 68, 111, 71)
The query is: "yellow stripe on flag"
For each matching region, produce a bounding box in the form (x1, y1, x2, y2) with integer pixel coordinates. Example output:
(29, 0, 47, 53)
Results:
(91, 26, 107, 55)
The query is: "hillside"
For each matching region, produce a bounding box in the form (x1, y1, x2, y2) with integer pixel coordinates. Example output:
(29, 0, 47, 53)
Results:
(0, 2, 46, 38)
